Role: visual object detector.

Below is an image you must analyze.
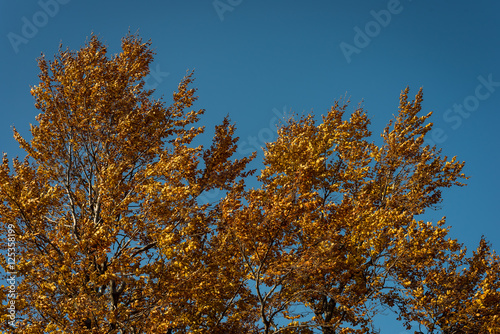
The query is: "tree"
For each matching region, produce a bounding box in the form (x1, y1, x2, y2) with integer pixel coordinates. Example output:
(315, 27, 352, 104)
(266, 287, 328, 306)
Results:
(0, 33, 498, 333)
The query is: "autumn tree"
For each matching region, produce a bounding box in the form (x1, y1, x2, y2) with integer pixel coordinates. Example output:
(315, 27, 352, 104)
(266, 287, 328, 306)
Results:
(0, 33, 257, 333)
(217, 93, 499, 333)
(1, 33, 499, 333)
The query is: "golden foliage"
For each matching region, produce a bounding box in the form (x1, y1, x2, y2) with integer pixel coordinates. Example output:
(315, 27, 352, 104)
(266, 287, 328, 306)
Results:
(0, 34, 498, 334)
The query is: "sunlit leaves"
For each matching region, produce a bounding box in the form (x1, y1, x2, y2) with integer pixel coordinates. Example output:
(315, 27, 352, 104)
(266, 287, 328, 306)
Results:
(0, 33, 256, 333)
(0, 33, 498, 334)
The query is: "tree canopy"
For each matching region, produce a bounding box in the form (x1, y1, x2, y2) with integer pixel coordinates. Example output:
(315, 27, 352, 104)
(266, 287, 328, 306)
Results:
(1, 33, 499, 334)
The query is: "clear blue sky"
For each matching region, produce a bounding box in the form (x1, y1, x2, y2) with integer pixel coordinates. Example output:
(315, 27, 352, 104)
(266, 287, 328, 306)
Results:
(1, 1, 499, 332)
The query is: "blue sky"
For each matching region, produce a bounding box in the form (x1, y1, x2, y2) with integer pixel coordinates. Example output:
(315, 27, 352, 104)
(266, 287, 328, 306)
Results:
(1, 1, 499, 332)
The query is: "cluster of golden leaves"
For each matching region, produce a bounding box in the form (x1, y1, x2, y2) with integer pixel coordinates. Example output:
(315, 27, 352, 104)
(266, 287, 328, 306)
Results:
(0, 34, 498, 334)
